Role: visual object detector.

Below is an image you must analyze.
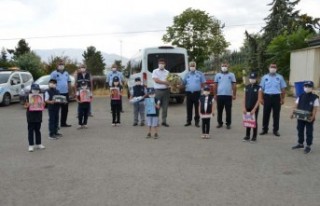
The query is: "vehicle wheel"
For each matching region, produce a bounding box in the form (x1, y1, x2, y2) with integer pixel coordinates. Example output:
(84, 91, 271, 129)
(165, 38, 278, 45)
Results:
(175, 97, 184, 104)
(2, 93, 11, 106)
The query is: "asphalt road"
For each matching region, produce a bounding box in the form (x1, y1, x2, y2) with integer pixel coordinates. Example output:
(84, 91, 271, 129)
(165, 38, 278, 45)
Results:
(0, 95, 319, 206)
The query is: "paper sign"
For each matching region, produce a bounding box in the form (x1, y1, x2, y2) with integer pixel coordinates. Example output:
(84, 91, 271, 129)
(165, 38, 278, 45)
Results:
(243, 113, 256, 128)
(80, 89, 92, 102)
(29, 94, 45, 111)
(110, 87, 121, 100)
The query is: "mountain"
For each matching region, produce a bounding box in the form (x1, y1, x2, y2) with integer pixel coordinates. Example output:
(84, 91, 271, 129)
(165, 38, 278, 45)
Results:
(34, 48, 128, 66)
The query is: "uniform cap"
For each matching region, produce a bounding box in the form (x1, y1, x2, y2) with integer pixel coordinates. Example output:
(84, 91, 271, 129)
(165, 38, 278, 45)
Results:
(304, 81, 314, 87)
(113, 76, 119, 82)
(249, 72, 258, 79)
(49, 79, 57, 84)
(31, 83, 40, 91)
(135, 77, 141, 82)
(203, 86, 210, 91)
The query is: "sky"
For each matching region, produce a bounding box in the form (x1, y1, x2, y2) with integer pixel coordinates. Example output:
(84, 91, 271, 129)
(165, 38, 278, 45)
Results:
(0, 0, 319, 59)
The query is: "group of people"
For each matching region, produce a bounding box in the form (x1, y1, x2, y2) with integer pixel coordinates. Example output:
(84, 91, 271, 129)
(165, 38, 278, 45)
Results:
(25, 59, 318, 154)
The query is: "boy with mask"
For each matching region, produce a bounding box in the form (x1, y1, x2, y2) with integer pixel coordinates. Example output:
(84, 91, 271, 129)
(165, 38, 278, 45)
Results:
(130, 77, 146, 126)
(45, 79, 62, 140)
(242, 72, 261, 142)
(199, 86, 215, 139)
(291, 81, 319, 154)
(24, 84, 45, 152)
(77, 81, 92, 129)
(145, 88, 161, 139)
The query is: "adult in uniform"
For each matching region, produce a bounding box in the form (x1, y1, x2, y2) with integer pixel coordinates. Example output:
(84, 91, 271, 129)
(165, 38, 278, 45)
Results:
(260, 64, 287, 136)
(50, 60, 72, 127)
(183, 61, 205, 127)
(214, 63, 237, 129)
(152, 58, 170, 127)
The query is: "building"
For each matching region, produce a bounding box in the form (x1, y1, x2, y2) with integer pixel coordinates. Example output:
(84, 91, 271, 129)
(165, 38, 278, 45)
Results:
(290, 36, 320, 88)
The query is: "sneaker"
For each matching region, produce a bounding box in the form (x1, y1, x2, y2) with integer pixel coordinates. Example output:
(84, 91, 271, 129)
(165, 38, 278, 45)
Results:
(55, 133, 63, 138)
(201, 134, 206, 139)
(304, 146, 311, 154)
(112, 123, 116, 127)
(259, 131, 267, 135)
(133, 123, 138, 126)
(36, 144, 46, 150)
(83, 125, 88, 129)
(154, 133, 159, 139)
(250, 138, 257, 143)
(28, 146, 34, 152)
(216, 124, 223, 128)
(292, 144, 304, 150)
(206, 134, 211, 139)
(185, 123, 191, 127)
(48, 135, 58, 140)
(77, 125, 83, 129)
(226, 125, 231, 129)
(140, 123, 145, 126)
(146, 133, 151, 139)
(243, 136, 250, 142)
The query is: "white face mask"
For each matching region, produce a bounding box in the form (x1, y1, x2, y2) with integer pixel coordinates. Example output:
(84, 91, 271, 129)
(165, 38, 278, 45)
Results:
(80, 68, 86, 73)
(249, 79, 256, 84)
(149, 94, 155, 98)
(269, 68, 277, 74)
(31, 90, 39, 94)
(49, 83, 56, 88)
(304, 87, 312, 93)
(112, 68, 117, 72)
(221, 67, 228, 72)
(114, 82, 119, 86)
(158, 64, 165, 69)
(203, 91, 210, 96)
(135, 81, 141, 86)
(58, 65, 64, 70)
(190, 67, 196, 72)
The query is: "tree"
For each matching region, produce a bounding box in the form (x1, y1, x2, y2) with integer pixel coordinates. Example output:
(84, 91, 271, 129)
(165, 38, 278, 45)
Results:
(162, 8, 229, 69)
(15, 52, 44, 79)
(266, 28, 313, 79)
(14, 39, 31, 58)
(1, 47, 7, 62)
(82, 46, 105, 75)
(45, 56, 78, 74)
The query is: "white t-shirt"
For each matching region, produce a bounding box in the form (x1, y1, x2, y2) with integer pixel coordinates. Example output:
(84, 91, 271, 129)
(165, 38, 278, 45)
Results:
(152, 68, 169, 89)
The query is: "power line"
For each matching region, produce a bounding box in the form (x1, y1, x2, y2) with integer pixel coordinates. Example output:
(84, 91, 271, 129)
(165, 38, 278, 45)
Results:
(0, 23, 264, 41)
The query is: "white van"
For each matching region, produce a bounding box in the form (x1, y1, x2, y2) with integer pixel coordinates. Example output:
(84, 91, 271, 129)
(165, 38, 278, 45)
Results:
(124, 46, 188, 103)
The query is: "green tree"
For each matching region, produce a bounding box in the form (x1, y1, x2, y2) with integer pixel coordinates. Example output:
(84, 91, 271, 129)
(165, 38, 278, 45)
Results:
(162, 8, 229, 69)
(82, 46, 105, 75)
(14, 39, 31, 58)
(14, 52, 44, 79)
(266, 28, 313, 79)
(1, 47, 7, 62)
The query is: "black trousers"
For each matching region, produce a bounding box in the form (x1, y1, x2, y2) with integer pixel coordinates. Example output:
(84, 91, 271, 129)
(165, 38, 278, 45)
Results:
(28, 122, 41, 145)
(217, 95, 232, 126)
(48, 109, 59, 136)
(78, 105, 89, 125)
(111, 104, 121, 123)
(245, 109, 259, 138)
(202, 118, 211, 134)
(60, 93, 69, 126)
(186, 91, 201, 124)
(297, 120, 314, 146)
(262, 94, 281, 132)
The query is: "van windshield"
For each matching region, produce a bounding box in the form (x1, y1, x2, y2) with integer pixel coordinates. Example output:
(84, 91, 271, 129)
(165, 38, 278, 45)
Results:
(147, 53, 185, 73)
(0, 72, 11, 84)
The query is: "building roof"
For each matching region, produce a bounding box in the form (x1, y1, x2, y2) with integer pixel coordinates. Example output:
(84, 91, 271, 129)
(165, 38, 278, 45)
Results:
(307, 36, 320, 47)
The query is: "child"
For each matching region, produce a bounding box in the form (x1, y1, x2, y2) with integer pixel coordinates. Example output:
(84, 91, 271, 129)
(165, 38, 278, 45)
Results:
(25, 84, 45, 152)
(242, 72, 261, 142)
(45, 79, 62, 139)
(291, 81, 319, 154)
(145, 88, 161, 139)
(199, 86, 215, 139)
(110, 76, 122, 126)
(130, 77, 146, 126)
(77, 81, 92, 129)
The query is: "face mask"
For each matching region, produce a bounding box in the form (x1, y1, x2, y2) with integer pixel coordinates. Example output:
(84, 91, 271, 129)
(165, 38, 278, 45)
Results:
(135, 81, 141, 85)
(31, 90, 39, 94)
(190, 67, 196, 72)
(58, 65, 64, 70)
(304, 87, 312, 93)
(249, 79, 256, 84)
(221, 67, 228, 72)
(112, 68, 117, 72)
(149, 94, 155, 98)
(80, 68, 86, 73)
(269, 68, 277, 74)
(203, 91, 210, 96)
(114, 82, 119, 86)
(159, 64, 165, 69)
(49, 83, 56, 88)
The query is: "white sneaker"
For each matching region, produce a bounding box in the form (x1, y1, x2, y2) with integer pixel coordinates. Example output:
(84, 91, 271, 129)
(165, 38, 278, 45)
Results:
(37, 144, 46, 150)
(112, 123, 116, 126)
(77, 125, 83, 129)
(83, 125, 88, 129)
(28, 146, 34, 152)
